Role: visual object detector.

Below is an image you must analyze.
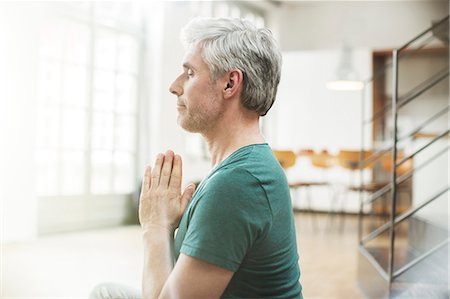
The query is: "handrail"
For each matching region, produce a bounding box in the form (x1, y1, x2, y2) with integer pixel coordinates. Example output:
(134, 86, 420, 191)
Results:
(360, 105, 449, 168)
(359, 14, 450, 289)
(361, 186, 450, 245)
(399, 105, 450, 141)
(396, 129, 450, 168)
(362, 33, 438, 91)
(364, 67, 449, 125)
(363, 144, 450, 205)
(392, 238, 450, 279)
(398, 15, 449, 52)
(397, 67, 449, 110)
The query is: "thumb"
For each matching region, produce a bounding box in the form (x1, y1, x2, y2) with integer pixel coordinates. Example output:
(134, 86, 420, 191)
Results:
(180, 183, 196, 210)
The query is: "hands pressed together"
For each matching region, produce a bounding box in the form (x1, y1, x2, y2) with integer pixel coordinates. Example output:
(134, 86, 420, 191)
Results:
(139, 150, 196, 234)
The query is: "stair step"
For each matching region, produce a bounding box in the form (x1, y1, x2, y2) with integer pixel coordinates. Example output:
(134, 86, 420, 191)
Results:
(390, 282, 449, 299)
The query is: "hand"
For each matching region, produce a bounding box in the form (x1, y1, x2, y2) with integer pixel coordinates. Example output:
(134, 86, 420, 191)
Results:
(139, 150, 196, 234)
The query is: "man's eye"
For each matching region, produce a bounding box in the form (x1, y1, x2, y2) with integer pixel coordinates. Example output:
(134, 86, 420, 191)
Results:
(187, 69, 194, 77)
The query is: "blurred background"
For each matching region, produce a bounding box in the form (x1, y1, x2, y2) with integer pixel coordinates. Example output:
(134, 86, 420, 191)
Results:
(0, 1, 448, 298)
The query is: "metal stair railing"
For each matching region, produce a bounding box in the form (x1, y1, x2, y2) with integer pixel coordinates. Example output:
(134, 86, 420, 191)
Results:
(392, 237, 450, 279)
(362, 15, 449, 128)
(356, 101, 449, 213)
(360, 104, 450, 170)
(365, 67, 449, 126)
(361, 186, 450, 245)
(363, 142, 450, 205)
(357, 14, 450, 288)
(357, 186, 449, 283)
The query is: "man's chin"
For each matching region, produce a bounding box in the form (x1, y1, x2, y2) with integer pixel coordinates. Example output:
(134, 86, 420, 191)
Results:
(177, 117, 198, 133)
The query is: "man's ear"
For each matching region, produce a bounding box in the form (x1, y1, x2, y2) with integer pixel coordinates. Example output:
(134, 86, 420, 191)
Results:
(223, 69, 243, 99)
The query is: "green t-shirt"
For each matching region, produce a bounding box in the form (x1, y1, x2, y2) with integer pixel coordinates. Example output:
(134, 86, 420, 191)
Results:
(174, 143, 302, 299)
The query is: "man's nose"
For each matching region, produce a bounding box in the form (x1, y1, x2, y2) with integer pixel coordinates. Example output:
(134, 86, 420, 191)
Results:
(169, 77, 183, 96)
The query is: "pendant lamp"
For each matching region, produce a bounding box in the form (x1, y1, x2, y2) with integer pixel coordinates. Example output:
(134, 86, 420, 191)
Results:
(326, 45, 364, 91)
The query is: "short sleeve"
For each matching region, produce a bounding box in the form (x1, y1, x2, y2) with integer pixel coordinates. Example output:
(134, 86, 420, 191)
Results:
(180, 168, 272, 272)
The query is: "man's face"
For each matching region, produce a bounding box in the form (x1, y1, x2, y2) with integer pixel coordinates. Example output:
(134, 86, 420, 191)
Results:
(169, 45, 225, 133)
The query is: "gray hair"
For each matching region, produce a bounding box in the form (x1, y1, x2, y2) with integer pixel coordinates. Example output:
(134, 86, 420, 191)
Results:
(180, 17, 282, 116)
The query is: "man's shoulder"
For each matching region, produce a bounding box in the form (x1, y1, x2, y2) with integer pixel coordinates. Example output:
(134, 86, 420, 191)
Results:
(207, 165, 260, 189)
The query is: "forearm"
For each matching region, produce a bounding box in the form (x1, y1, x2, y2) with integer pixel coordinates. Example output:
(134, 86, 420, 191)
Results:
(142, 226, 174, 299)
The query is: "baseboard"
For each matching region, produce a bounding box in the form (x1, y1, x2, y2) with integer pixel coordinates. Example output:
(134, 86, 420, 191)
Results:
(38, 194, 136, 235)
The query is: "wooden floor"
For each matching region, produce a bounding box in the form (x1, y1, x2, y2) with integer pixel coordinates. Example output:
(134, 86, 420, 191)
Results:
(296, 213, 363, 298)
(1, 213, 363, 298)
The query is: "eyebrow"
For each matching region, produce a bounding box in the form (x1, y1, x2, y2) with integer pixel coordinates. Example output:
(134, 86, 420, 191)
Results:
(182, 62, 196, 71)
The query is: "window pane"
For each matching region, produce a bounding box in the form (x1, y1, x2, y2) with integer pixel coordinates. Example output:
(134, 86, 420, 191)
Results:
(113, 151, 135, 193)
(63, 65, 88, 108)
(91, 150, 112, 194)
(92, 112, 114, 150)
(61, 150, 85, 195)
(93, 70, 115, 112)
(36, 105, 60, 149)
(36, 149, 59, 195)
(62, 108, 87, 150)
(39, 18, 65, 60)
(94, 28, 116, 70)
(117, 35, 138, 74)
(116, 73, 136, 114)
(115, 115, 135, 152)
(64, 21, 89, 65)
(37, 61, 62, 106)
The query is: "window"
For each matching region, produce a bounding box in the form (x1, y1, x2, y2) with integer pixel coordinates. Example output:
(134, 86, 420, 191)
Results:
(36, 3, 142, 196)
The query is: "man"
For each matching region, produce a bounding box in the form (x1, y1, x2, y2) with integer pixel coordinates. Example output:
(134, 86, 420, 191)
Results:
(91, 17, 302, 299)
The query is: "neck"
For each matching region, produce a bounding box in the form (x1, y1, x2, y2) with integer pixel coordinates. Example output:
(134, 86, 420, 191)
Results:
(202, 111, 266, 168)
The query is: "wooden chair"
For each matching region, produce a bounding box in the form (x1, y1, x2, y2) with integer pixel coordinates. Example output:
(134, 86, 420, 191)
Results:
(273, 150, 323, 217)
(311, 150, 337, 169)
(273, 150, 297, 170)
(335, 150, 386, 228)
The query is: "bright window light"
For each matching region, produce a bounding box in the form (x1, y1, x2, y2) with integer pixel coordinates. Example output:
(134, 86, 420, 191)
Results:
(35, 3, 141, 197)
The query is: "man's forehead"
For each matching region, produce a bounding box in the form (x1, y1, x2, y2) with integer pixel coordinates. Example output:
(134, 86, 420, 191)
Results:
(181, 44, 204, 68)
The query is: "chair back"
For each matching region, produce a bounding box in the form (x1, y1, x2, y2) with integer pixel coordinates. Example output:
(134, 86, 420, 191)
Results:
(273, 150, 297, 169)
(338, 150, 374, 170)
(311, 151, 336, 169)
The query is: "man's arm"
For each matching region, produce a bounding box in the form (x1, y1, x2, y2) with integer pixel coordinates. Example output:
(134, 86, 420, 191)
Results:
(141, 226, 174, 299)
(142, 226, 233, 299)
(139, 151, 233, 299)
(159, 253, 233, 299)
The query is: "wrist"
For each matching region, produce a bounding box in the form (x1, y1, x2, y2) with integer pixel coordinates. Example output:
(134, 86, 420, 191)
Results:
(142, 223, 174, 237)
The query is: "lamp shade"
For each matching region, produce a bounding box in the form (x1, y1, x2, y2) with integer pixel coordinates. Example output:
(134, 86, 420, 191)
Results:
(327, 45, 363, 91)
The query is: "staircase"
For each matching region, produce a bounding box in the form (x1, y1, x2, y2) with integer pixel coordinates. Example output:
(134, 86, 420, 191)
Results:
(357, 16, 449, 299)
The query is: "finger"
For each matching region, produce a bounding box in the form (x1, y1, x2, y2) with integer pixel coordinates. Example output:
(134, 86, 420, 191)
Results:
(141, 165, 151, 192)
(169, 154, 182, 189)
(151, 153, 164, 188)
(159, 150, 174, 187)
(180, 183, 196, 211)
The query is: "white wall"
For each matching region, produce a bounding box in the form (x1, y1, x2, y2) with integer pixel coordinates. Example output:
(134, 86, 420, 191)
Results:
(274, 1, 449, 51)
(267, 50, 372, 152)
(264, 49, 372, 212)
